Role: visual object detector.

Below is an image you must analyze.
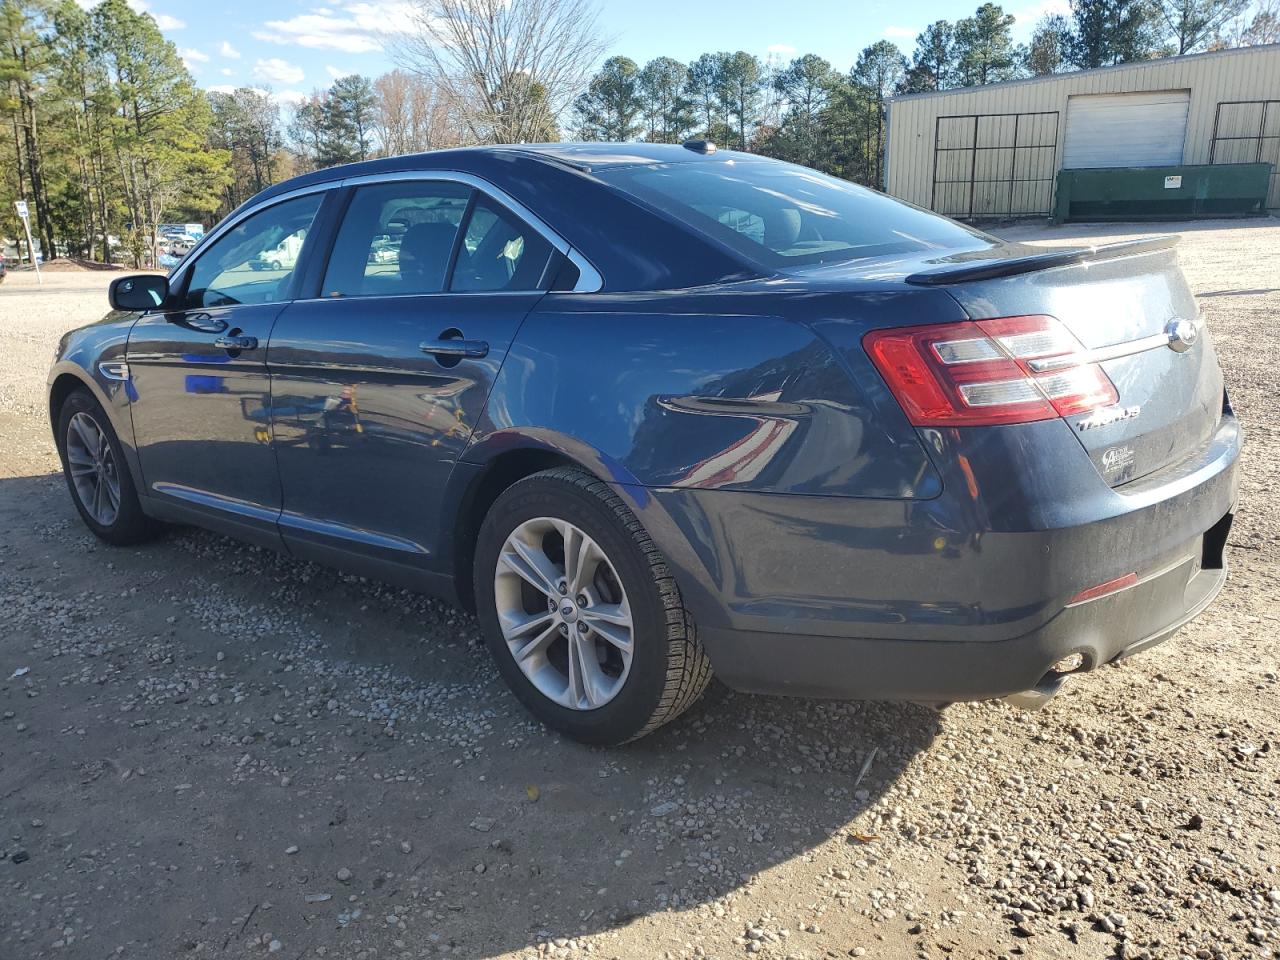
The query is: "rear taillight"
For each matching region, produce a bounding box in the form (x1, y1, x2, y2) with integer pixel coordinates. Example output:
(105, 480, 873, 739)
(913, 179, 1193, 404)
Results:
(864, 315, 1117, 427)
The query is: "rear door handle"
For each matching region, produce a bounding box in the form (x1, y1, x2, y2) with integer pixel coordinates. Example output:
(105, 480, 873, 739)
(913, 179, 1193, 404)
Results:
(214, 334, 258, 350)
(419, 338, 489, 360)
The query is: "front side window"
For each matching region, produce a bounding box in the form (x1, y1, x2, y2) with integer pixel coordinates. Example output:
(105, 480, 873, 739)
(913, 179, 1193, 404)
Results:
(321, 180, 557, 298)
(183, 193, 323, 308)
(598, 160, 994, 267)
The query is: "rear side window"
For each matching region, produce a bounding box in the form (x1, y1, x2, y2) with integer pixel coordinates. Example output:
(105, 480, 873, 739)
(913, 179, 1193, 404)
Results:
(452, 196, 554, 292)
(321, 180, 557, 298)
(598, 160, 992, 267)
(322, 181, 471, 298)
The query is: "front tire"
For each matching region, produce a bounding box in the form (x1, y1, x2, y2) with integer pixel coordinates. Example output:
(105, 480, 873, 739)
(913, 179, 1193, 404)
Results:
(474, 467, 712, 745)
(56, 388, 158, 546)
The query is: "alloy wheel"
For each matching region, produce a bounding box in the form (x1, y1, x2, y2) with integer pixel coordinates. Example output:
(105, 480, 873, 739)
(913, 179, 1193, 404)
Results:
(65, 411, 121, 527)
(493, 516, 634, 710)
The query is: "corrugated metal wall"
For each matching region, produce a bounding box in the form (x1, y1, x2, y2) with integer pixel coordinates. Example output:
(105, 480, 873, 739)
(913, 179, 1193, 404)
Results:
(885, 44, 1280, 215)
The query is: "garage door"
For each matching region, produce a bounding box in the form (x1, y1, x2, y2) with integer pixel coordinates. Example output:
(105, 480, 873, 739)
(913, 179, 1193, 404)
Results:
(1063, 91, 1191, 168)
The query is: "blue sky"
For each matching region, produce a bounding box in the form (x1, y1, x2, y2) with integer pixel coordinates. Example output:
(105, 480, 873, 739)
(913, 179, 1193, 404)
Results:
(111, 0, 1070, 105)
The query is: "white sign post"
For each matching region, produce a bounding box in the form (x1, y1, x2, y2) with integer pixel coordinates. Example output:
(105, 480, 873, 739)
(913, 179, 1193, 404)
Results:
(14, 200, 41, 285)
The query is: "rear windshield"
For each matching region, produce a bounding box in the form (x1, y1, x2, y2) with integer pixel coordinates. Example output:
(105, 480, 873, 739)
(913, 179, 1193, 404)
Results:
(598, 159, 992, 268)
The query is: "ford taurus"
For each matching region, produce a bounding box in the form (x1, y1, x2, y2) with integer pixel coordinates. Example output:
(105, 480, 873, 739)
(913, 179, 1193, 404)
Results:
(48, 142, 1240, 744)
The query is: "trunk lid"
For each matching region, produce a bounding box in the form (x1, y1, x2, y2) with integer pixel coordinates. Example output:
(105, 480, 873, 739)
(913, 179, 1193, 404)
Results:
(935, 241, 1223, 486)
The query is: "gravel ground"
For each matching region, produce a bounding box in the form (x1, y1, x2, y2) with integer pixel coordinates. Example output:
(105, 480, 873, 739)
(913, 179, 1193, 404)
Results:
(0, 219, 1277, 960)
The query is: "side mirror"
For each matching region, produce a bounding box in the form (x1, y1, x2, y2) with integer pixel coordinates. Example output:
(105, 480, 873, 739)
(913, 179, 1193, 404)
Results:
(109, 274, 169, 312)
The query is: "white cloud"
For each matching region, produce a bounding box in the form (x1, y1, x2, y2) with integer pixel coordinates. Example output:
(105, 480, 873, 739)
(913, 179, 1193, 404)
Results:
(219, 41, 241, 59)
(220, 67, 235, 76)
(1012, 0, 1071, 23)
(75, 0, 181, 24)
(253, 57, 306, 86)
(325, 65, 351, 79)
(274, 90, 310, 106)
(207, 84, 238, 95)
(884, 25, 918, 39)
(254, 1, 417, 53)
(181, 47, 209, 62)
(766, 43, 797, 55)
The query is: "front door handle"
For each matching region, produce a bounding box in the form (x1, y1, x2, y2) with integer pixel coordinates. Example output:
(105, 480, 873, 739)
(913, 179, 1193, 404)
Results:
(419, 338, 489, 360)
(214, 334, 258, 350)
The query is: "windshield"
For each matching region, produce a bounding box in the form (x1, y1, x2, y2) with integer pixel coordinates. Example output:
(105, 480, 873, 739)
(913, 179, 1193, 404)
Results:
(599, 159, 993, 268)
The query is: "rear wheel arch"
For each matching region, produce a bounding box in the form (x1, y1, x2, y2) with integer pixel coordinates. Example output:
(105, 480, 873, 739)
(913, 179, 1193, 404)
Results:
(451, 446, 586, 612)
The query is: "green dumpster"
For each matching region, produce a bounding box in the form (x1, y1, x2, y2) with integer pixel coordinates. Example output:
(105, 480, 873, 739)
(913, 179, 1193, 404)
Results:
(1052, 163, 1272, 222)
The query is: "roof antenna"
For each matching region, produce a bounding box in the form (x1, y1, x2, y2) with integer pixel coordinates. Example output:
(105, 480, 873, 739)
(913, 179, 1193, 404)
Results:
(681, 139, 717, 155)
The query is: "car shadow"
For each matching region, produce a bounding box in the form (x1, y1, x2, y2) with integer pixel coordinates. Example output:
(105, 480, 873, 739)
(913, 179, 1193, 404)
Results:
(2, 471, 944, 958)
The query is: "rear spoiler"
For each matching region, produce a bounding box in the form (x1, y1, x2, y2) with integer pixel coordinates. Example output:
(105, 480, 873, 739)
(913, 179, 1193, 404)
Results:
(904, 235, 1179, 286)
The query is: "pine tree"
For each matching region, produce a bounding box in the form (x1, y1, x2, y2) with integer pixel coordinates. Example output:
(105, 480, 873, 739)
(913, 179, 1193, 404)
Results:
(903, 21, 957, 93)
(1068, 0, 1165, 67)
(954, 3, 1019, 85)
(851, 42, 907, 187)
(770, 54, 835, 165)
(718, 51, 765, 151)
(1026, 15, 1072, 74)
(573, 56, 643, 141)
(637, 57, 692, 143)
(327, 74, 377, 162)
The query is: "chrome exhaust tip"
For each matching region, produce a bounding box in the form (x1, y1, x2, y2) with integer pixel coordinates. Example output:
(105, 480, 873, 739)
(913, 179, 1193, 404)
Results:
(1000, 673, 1070, 711)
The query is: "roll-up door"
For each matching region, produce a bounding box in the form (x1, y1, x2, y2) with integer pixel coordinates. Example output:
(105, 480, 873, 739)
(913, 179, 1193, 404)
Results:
(1063, 91, 1191, 168)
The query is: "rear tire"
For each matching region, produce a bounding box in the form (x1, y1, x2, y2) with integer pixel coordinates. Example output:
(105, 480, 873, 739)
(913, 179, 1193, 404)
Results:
(474, 467, 712, 745)
(56, 388, 158, 546)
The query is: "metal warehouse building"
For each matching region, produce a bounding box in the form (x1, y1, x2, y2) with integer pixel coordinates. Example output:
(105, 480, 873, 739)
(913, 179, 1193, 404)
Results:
(885, 43, 1280, 221)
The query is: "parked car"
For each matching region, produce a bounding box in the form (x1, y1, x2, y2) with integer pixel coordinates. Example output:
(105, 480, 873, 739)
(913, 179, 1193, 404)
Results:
(366, 237, 399, 264)
(47, 143, 1240, 744)
(0, 250, 6, 281)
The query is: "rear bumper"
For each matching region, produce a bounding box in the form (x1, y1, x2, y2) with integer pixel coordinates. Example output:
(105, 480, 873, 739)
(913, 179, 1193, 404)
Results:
(621, 412, 1240, 702)
(696, 537, 1227, 700)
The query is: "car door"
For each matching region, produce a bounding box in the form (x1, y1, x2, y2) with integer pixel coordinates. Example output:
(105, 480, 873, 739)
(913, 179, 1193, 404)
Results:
(266, 176, 559, 579)
(126, 191, 328, 547)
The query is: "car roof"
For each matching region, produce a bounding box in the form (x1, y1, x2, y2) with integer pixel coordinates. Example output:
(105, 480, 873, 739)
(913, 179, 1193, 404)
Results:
(493, 142, 746, 169)
(253, 142, 749, 203)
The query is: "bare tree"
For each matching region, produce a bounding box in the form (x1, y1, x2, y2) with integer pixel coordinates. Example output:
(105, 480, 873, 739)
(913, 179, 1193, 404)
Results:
(1207, 0, 1279, 46)
(1160, 0, 1249, 53)
(392, 0, 608, 144)
(374, 69, 467, 155)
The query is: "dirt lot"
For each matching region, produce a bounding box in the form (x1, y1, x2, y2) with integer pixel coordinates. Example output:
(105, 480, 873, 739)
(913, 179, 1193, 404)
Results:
(0, 221, 1277, 960)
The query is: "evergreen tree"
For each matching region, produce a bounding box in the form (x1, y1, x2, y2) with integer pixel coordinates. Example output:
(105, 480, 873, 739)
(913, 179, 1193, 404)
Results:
(954, 3, 1019, 85)
(684, 52, 727, 141)
(851, 41, 906, 187)
(90, 0, 228, 264)
(0, 0, 58, 256)
(770, 54, 834, 165)
(208, 87, 282, 216)
(718, 51, 765, 151)
(637, 56, 692, 143)
(1068, 0, 1165, 67)
(903, 21, 956, 93)
(1026, 14, 1072, 74)
(326, 74, 377, 162)
(573, 56, 643, 141)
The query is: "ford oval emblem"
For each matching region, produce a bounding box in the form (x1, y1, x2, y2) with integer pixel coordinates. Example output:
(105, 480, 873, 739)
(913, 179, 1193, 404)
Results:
(1166, 318, 1199, 353)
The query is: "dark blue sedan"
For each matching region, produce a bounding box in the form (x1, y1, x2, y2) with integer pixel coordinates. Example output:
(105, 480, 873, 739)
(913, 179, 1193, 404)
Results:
(48, 143, 1240, 743)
